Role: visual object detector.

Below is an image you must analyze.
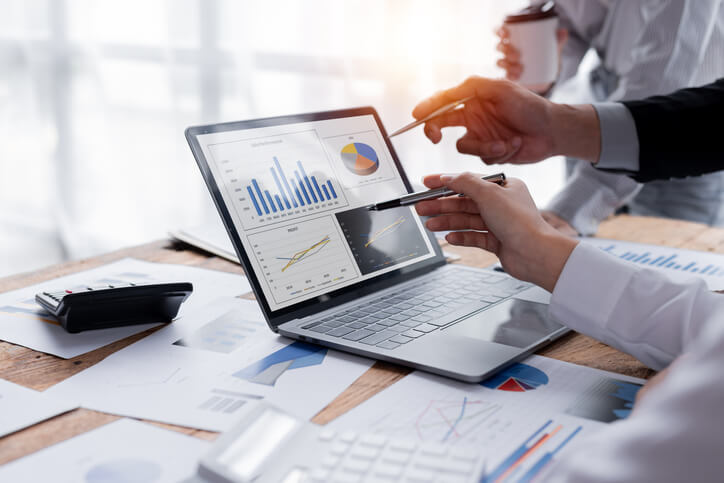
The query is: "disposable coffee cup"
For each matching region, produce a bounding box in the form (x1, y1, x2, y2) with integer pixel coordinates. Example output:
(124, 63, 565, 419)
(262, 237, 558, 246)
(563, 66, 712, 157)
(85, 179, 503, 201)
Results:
(503, 1, 559, 88)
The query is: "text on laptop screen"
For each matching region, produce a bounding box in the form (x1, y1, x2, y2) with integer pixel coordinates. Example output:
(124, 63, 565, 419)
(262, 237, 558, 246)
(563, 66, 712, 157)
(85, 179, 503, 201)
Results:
(197, 114, 436, 311)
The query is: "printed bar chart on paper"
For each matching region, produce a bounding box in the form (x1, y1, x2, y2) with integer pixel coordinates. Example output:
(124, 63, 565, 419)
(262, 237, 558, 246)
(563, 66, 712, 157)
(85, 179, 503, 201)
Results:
(208, 130, 348, 229)
(246, 216, 358, 305)
(482, 418, 585, 483)
(583, 238, 724, 289)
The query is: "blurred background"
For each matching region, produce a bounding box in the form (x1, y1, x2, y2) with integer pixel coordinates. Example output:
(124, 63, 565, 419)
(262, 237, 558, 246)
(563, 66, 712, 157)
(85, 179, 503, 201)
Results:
(0, 0, 585, 277)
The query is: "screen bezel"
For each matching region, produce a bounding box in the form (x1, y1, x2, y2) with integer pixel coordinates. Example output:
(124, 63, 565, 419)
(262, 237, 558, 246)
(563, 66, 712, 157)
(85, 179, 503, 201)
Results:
(185, 107, 446, 328)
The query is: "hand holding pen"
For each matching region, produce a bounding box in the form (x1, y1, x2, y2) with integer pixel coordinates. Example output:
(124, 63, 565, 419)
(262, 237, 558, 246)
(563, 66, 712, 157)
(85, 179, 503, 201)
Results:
(368, 173, 505, 211)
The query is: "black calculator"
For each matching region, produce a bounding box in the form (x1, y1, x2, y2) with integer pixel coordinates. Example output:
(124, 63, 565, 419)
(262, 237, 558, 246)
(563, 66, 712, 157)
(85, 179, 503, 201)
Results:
(36, 282, 193, 333)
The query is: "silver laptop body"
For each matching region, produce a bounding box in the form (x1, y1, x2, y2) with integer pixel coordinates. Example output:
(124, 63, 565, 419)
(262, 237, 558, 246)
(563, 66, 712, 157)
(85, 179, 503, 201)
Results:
(186, 107, 568, 383)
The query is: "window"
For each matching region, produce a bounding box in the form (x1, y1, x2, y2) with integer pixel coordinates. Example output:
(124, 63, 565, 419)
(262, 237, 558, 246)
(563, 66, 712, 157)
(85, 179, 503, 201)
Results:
(0, 0, 563, 277)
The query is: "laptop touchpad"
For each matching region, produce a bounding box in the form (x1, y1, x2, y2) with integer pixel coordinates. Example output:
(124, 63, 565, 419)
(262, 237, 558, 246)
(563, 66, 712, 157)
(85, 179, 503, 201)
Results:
(442, 299, 564, 349)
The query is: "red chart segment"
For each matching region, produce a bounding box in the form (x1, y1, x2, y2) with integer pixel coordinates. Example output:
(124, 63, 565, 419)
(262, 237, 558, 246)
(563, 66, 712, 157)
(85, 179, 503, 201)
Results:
(481, 363, 549, 392)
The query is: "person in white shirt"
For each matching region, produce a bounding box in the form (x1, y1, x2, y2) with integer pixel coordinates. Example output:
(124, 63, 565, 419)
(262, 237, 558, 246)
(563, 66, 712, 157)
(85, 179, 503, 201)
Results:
(497, 0, 724, 235)
(412, 77, 724, 481)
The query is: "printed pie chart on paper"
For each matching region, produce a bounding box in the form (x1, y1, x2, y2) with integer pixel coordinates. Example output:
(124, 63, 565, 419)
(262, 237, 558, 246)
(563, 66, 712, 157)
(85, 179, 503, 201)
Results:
(341, 142, 379, 176)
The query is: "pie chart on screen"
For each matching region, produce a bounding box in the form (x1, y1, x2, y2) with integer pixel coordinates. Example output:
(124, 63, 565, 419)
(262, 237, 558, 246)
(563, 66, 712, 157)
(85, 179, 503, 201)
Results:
(480, 363, 549, 392)
(341, 142, 379, 176)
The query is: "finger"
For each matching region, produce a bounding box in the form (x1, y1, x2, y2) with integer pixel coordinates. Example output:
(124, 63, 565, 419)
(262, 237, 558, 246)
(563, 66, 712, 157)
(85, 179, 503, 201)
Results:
(416, 196, 480, 216)
(556, 28, 568, 47)
(425, 214, 487, 232)
(495, 26, 510, 40)
(412, 76, 500, 120)
(422, 109, 468, 143)
(420, 174, 447, 189)
(456, 133, 507, 158)
(480, 138, 523, 164)
(436, 172, 498, 203)
(496, 60, 522, 80)
(495, 43, 520, 62)
(445, 231, 498, 254)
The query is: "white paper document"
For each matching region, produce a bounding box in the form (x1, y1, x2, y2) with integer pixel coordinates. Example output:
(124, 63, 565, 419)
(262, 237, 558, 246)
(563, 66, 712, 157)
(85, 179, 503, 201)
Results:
(47, 298, 374, 431)
(0, 379, 78, 437)
(171, 219, 239, 263)
(330, 354, 644, 482)
(0, 258, 250, 358)
(583, 237, 724, 290)
(0, 418, 208, 482)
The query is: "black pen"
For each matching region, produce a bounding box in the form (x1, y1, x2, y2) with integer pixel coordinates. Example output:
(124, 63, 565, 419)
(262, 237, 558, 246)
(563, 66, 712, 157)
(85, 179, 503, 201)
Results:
(367, 173, 506, 211)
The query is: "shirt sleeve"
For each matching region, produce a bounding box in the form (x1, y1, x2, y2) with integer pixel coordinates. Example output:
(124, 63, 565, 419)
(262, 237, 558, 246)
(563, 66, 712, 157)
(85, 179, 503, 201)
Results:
(546, 161, 642, 236)
(548, 319, 724, 482)
(591, 103, 639, 173)
(549, 243, 718, 370)
(543, 0, 607, 85)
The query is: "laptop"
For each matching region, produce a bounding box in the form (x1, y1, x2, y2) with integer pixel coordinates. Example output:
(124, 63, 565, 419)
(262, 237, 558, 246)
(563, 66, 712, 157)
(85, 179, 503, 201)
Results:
(185, 107, 568, 382)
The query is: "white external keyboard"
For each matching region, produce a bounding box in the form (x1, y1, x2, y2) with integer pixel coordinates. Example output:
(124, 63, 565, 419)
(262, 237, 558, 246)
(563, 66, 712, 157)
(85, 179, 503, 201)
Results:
(309, 428, 486, 483)
(186, 401, 486, 483)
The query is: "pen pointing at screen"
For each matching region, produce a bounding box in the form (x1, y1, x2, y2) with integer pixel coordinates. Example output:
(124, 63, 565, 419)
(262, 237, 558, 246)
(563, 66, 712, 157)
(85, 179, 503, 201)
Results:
(367, 173, 506, 211)
(386, 96, 475, 138)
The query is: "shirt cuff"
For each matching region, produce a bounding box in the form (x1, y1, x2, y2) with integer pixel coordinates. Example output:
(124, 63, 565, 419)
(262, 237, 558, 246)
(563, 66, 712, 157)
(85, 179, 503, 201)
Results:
(593, 102, 640, 172)
(549, 242, 637, 338)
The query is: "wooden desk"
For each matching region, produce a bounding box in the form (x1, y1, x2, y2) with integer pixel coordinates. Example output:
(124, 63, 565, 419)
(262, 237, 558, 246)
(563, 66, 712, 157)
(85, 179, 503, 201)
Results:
(3, 214, 723, 464)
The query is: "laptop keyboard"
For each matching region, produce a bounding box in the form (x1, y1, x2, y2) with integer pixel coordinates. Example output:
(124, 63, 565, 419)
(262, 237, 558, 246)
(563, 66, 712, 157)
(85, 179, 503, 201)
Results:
(301, 267, 530, 350)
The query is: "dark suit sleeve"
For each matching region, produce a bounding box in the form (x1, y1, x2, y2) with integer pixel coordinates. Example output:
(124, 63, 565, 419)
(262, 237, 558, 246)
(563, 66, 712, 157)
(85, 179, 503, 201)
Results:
(622, 78, 724, 182)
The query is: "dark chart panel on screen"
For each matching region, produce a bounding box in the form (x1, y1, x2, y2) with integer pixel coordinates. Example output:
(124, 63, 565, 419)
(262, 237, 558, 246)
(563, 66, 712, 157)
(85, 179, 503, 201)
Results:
(335, 205, 429, 275)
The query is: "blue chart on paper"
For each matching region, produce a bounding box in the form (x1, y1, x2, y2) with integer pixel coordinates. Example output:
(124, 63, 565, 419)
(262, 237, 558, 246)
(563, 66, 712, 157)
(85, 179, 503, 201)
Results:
(610, 380, 639, 419)
(482, 419, 583, 483)
(233, 341, 327, 386)
(596, 242, 724, 276)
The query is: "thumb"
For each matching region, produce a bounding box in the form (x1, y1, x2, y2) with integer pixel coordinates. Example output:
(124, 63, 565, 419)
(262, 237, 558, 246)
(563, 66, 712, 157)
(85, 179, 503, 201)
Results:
(439, 172, 499, 199)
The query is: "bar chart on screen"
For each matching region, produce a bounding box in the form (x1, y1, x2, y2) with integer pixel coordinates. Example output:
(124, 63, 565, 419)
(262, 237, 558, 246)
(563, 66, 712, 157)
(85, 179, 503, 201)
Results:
(246, 216, 358, 305)
(209, 130, 348, 230)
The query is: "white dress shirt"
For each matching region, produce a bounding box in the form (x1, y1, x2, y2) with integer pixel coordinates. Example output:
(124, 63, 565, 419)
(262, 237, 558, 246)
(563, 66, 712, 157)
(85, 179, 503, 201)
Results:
(543, 0, 724, 235)
(544, 243, 724, 481)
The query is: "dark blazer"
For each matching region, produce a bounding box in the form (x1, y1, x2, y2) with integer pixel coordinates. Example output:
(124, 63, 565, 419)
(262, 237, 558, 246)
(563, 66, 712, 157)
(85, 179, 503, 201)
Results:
(622, 78, 724, 182)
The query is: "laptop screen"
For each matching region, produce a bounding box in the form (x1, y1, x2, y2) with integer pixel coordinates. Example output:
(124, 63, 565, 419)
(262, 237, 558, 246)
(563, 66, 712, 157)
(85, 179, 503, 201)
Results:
(193, 111, 438, 312)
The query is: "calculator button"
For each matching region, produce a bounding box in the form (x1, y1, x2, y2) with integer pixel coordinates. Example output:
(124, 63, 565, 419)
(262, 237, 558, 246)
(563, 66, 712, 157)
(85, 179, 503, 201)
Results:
(320, 455, 340, 468)
(318, 429, 336, 441)
(374, 464, 404, 479)
(445, 459, 477, 475)
(339, 431, 358, 444)
(402, 468, 434, 482)
(341, 458, 372, 474)
(349, 445, 379, 461)
(449, 447, 479, 462)
(358, 434, 387, 448)
(414, 455, 450, 472)
(309, 468, 330, 482)
(331, 442, 349, 456)
(382, 450, 410, 465)
(420, 443, 447, 457)
(389, 440, 416, 452)
(331, 473, 361, 483)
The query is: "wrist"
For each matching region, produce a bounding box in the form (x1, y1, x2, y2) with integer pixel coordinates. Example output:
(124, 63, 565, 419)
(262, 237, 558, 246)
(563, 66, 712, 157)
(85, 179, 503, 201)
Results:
(550, 103, 601, 163)
(525, 231, 579, 292)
